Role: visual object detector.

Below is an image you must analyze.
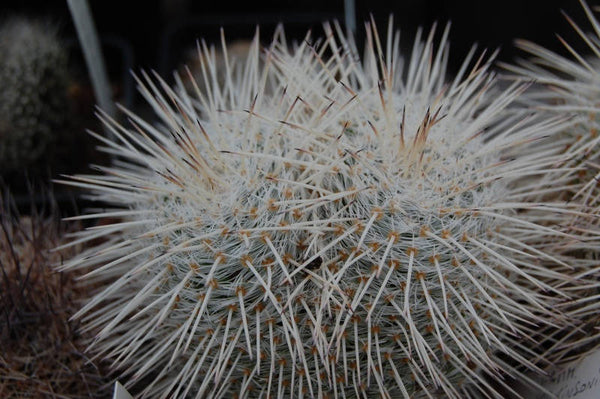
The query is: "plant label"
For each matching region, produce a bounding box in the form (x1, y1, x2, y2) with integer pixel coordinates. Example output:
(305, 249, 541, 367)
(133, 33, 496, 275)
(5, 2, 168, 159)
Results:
(517, 350, 600, 399)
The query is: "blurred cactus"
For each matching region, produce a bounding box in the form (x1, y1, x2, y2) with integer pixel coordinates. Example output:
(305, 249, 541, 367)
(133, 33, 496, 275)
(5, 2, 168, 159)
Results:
(0, 189, 109, 397)
(0, 17, 69, 172)
(503, 0, 600, 365)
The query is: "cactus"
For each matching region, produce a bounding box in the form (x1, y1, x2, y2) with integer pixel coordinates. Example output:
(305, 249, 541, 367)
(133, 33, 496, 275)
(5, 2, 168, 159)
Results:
(61, 21, 587, 398)
(502, 0, 600, 364)
(504, 1, 600, 206)
(0, 17, 69, 171)
(0, 190, 109, 398)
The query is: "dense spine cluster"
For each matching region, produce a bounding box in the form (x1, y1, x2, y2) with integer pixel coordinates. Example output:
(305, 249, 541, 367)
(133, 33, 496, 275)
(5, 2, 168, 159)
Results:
(62, 21, 586, 398)
(503, 0, 600, 364)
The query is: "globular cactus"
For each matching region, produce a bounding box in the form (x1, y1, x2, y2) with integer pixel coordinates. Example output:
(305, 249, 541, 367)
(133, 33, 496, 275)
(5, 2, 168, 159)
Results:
(502, 0, 600, 364)
(0, 17, 69, 171)
(62, 20, 587, 398)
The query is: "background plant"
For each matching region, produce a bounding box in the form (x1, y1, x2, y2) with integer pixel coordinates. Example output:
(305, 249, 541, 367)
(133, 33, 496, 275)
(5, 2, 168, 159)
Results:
(502, 0, 600, 365)
(0, 17, 69, 172)
(0, 187, 109, 398)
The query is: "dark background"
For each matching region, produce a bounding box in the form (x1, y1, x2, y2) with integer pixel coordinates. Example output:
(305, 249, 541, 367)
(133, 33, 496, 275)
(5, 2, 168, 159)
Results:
(0, 0, 592, 94)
